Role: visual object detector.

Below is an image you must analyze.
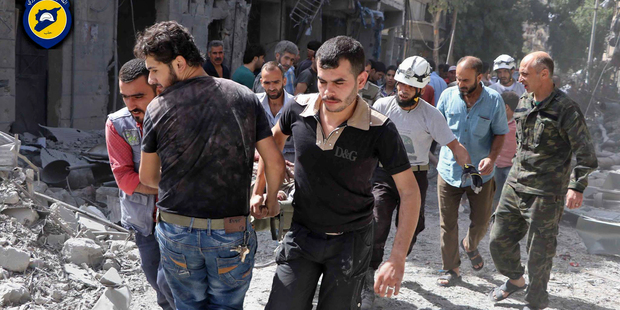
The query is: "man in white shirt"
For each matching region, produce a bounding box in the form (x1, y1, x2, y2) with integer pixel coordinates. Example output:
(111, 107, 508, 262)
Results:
(361, 56, 475, 309)
(489, 54, 526, 96)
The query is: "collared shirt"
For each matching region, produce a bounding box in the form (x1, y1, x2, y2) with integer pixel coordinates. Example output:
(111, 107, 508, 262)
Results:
(256, 90, 296, 156)
(379, 84, 397, 98)
(507, 89, 597, 195)
(203, 58, 231, 79)
(285, 67, 295, 95)
(429, 72, 447, 106)
(436, 84, 509, 187)
(279, 93, 410, 233)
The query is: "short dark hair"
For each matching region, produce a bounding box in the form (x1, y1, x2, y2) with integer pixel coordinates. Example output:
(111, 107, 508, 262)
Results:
(438, 63, 447, 73)
(307, 40, 322, 51)
(501, 91, 520, 112)
(119, 59, 149, 83)
(386, 65, 397, 73)
(261, 61, 285, 77)
(316, 36, 365, 76)
(366, 59, 375, 68)
(534, 55, 554, 76)
(482, 61, 490, 73)
(133, 21, 204, 67)
(243, 44, 265, 64)
(374, 61, 386, 74)
(426, 58, 436, 71)
(457, 56, 484, 76)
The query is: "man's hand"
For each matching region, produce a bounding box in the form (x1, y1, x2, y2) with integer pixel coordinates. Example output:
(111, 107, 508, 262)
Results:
(250, 194, 281, 219)
(374, 259, 405, 298)
(478, 158, 494, 175)
(285, 160, 295, 181)
(462, 164, 483, 194)
(566, 189, 583, 209)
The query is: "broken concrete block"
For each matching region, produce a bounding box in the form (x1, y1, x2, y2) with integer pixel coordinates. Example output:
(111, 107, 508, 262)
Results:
(46, 234, 67, 247)
(63, 264, 98, 288)
(100, 267, 123, 287)
(0, 191, 19, 205)
(0, 247, 30, 272)
(51, 289, 64, 301)
(50, 203, 79, 233)
(0, 282, 30, 306)
(32, 181, 48, 194)
(2, 207, 39, 226)
(92, 286, 131, 310)
(77, 214, 107, 233)
(102, 259, 120, 272)
(127, 249, 140, 261)
(79, 205, 106, 219)
(28, 258, 46, 269)
(62, 238, 104, 267)
(107, 240, 136, 252)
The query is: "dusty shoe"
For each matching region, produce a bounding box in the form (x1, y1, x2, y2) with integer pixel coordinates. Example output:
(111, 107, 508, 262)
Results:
(360, 268, 376, 310)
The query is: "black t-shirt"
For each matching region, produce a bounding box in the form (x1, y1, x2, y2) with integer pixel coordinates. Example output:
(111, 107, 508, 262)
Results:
(295, 67, 318, 94)
(280, 94, 411, 233)
(142, 76, 272, 219)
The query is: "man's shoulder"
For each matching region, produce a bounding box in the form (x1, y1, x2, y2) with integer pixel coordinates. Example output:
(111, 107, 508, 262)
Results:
(372, 96, 395, 113)
(108, 107, 131, 120)
(294, 93, 319, 107)
(256, 92, 267, 102)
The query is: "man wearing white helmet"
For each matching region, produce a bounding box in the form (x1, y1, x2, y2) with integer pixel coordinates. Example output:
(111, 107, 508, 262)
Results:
(361, 56, 478, 309)
(489, 54, 526, 96)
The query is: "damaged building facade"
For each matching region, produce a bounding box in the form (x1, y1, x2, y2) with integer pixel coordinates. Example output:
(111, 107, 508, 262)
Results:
(0, 0, 445, 134)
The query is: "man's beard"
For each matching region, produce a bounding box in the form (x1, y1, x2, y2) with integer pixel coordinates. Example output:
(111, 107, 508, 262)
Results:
(267, 88, 284, 100)
(460, 82, 479, 96)
(167, 63, 179, 87)
(396, 92, 419, 108)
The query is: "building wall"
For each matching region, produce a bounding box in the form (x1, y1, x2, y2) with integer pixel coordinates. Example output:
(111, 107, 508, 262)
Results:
(0, 0, 15, 132)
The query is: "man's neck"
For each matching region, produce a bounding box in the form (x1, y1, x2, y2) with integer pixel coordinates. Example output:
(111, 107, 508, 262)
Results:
(244, 63, 254, 72)
(268, 94, 285, 115)
(463, 83, 483, 106)
(400, 100, 419, 112)
(180, 66, 208, 81)
(534, 83, 555, 102)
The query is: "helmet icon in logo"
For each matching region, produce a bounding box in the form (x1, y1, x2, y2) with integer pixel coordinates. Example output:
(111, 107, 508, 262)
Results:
(39, 12, 55, 22)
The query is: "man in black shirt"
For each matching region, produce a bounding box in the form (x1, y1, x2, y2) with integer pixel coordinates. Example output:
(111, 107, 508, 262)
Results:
(294, 54, 318, 95)
(253, 36, 421, 309)
(135, 21, 284, 310)
(203, 40, 230, 79)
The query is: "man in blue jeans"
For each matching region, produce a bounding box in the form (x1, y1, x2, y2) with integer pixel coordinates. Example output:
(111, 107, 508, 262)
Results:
(134, 21, 285, 309)
(105, 59, 174, 309)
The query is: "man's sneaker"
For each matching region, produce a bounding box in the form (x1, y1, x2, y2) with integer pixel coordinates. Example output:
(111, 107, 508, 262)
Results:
(360, 268, 376, 310)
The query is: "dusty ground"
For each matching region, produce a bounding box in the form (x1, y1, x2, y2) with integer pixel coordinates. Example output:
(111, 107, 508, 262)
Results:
(133, 177, 620, 310)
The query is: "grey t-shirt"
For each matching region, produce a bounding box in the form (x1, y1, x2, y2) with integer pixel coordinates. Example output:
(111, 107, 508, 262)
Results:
(142, 76, 272, 219)
(488, 81, 526, 97)
(373, 96, 456, 165)
(295, 67, 318, 94)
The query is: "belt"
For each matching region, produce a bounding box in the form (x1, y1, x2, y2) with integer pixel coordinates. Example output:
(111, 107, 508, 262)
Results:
(158, 210, 246, 231)
(411, 164, 429, 172)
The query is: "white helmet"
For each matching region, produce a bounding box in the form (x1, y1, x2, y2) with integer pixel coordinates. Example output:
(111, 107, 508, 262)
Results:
(395, 56, 431, 88)
(493, 54, 516, 71)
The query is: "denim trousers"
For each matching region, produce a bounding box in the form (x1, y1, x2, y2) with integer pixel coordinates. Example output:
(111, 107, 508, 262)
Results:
(135, 232, 175, 310)
(155, 220, 257, 310)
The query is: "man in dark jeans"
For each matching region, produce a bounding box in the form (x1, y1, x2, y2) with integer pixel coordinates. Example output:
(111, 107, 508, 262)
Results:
(134, 21, 284, 310)
(105, 59, 174, 310)
(252, 36, 421, 310)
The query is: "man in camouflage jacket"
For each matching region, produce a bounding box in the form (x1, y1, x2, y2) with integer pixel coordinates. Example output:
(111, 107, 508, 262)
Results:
(488, 51, 597, 310)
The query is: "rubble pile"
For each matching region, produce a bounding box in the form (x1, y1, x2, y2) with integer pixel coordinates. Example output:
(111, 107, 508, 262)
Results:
(0, 129, 155, 309)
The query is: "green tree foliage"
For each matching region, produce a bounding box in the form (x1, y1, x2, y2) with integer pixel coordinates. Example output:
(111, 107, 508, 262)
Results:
(450, 0, 531, 65)
(546, 0, 614, 73)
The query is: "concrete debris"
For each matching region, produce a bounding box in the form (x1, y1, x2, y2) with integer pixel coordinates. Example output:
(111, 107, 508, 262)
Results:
(2, 207, 39, 226)
(102, 258, 121, 271)
(100, 267, 123, 287)
(49, 203, 79, 235)
(92, 286, 132, 310)
(62, 238, 104, 267)
(576, 216, 620, 255)
(0, 282, 30, 307)
(63, 263, 99, 288)
(0, 246, 30, 272)
(0, 190, 19, 204)
(46, 234, 67, 247)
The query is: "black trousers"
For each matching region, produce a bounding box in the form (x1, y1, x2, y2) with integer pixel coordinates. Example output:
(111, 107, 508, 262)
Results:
(266, 222, 373, 310)
(370, 169, 428, 270)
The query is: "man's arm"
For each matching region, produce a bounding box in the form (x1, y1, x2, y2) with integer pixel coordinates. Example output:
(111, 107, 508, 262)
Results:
(251, 122, 289, 218)
(446, 139, 472, 167)
(478, 134, 505, 175)
(139, 152, 161, 188)
(375, 169, 420, 298)
(294, 83, 308, 95)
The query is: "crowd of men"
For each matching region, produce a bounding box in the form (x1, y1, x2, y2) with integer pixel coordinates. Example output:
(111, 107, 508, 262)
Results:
(105, 20, 597, 310)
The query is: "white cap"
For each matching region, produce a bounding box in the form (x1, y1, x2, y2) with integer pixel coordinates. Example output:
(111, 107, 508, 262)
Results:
(493, 54, 516, 71)
(395, 56, 432, 88)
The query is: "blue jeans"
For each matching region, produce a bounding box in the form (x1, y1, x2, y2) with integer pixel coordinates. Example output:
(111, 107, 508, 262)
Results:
(155, 220, 257, 310)
(494, 166, 512, 202)
(135, 232, 175, 310)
